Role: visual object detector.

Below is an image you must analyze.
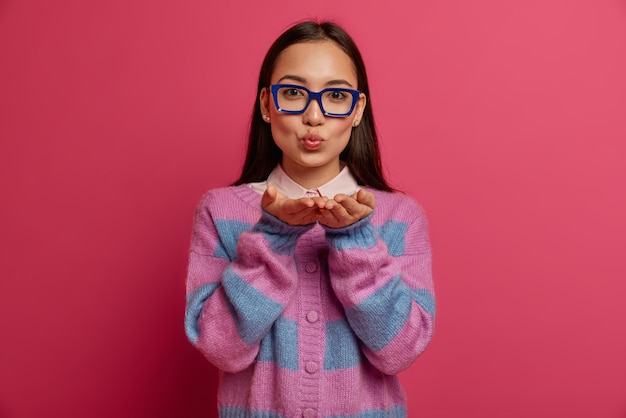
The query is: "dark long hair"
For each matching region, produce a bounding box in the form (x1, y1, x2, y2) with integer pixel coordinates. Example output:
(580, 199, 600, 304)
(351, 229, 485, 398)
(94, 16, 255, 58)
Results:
(233, 20, 394, 192)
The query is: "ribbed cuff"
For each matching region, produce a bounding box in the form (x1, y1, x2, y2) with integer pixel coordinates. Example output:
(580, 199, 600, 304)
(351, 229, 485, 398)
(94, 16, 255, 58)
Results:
(322, 212, 377, 251)
(252, 211, 315, 255)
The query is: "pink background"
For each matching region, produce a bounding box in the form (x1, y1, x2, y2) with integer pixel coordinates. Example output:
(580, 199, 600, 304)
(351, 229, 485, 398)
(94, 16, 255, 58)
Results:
(1, 0, 625, 417)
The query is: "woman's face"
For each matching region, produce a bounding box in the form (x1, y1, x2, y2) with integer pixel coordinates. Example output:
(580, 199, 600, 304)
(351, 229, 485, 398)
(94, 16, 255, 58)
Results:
(260, 40, 366, 188)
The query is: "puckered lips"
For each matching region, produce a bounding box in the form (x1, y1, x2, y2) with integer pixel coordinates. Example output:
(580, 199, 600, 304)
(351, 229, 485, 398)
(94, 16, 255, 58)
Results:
(301, 133, 324, 150)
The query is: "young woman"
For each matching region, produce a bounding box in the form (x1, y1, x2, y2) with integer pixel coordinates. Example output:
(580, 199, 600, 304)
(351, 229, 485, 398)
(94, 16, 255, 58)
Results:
(185, 20, 435, 418)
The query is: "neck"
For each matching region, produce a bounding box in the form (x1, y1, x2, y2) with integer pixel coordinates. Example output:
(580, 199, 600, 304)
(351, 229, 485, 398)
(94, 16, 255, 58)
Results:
(281, 161, 342, 189)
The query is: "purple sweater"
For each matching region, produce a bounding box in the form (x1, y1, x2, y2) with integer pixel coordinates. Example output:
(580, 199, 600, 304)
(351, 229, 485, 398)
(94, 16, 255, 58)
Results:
(184, 184, 435, 418)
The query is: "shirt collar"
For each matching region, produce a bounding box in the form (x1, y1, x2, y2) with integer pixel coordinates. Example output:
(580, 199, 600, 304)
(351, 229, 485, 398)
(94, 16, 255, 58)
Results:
(248, 164, 361, 199)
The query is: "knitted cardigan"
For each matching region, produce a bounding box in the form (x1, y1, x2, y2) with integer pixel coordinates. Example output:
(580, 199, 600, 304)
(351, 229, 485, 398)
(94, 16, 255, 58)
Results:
(184, 184, 435, 418)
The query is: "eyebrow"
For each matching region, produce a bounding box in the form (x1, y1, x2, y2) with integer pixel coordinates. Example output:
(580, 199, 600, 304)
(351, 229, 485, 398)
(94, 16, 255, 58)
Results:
(276, 74, 354, 88)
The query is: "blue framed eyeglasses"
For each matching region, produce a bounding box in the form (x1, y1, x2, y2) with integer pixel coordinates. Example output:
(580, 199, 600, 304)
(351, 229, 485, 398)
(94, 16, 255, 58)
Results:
(270, 84, 361, 117)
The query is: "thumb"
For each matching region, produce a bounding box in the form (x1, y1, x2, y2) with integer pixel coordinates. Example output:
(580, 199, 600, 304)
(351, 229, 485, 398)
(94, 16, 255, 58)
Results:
(261, 184, 278, 209)
(356, 189, 376, 210)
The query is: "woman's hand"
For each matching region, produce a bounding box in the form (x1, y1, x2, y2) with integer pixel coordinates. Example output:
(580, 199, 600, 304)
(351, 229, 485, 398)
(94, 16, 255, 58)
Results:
(262, 186, 375, 228)
(317, 188, 375, 228)
(261, 185, 327, 226)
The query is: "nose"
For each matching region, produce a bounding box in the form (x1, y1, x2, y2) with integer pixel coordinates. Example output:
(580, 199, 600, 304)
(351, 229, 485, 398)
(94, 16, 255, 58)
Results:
(302, 97, 325, 126)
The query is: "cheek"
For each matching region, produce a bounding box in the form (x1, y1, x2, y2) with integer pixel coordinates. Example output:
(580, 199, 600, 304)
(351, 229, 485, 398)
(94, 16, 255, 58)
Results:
(269, 117, 299, 146)
(270, 116, 295, 135)
(333, 121, 354, 141)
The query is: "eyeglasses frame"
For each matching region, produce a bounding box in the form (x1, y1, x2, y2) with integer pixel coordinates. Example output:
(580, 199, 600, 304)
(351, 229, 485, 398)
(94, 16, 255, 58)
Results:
(269, 84, 361, 118)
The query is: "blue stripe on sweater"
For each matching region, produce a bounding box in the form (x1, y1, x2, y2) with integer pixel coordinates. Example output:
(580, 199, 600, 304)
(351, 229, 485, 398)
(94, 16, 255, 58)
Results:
(326, 215, 377, 251)
(413, 288, 436, 315)
(253, 212, 313, 255)
(376, 220, 409, 256)
(345, 275, 412, 352)
(327, 405, 407, 418)
(222, 266, 284, 345)
(258, 230, 302, 255)
(219, 407, 287, 418)
(219, 406, 405, 418)
(214, 219, 252, 260)
(324, 318, 362, 370)
(184, 283, 220, 343)
(258, 316, 299, 370)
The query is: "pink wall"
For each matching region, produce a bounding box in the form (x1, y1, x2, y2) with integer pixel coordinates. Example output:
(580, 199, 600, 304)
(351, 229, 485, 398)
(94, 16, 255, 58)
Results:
(1, 0, 625, 417)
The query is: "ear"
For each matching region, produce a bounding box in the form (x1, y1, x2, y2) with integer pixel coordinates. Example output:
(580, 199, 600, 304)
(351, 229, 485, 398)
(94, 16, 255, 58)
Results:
(259, 87, 271, 119)
(352, 93, 367, 127)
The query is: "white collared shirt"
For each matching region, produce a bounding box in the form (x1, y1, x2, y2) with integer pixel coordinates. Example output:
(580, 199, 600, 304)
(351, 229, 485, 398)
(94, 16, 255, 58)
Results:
(248, 165, 361, 199)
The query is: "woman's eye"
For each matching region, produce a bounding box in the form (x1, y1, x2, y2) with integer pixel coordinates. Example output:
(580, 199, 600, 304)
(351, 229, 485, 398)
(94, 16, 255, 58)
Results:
(284, 88, 304, 97)
(328, 91, 347, 101)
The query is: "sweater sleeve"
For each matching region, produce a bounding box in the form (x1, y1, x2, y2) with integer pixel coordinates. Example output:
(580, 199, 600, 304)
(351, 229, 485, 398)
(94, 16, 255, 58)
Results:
(184, 192, 313, 373)
(323, 195, 435, 375)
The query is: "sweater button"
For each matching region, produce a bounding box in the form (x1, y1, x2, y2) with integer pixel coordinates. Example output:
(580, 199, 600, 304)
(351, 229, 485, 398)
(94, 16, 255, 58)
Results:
(305, 361, 318, 374)
(303, 408, 317, 418)
(306, 310, 319, 323)
(305, 262, 317, 273)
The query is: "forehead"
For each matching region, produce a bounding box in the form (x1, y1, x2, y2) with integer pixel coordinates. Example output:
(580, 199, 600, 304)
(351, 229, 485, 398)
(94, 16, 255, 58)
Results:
(271, 40, 357, 86)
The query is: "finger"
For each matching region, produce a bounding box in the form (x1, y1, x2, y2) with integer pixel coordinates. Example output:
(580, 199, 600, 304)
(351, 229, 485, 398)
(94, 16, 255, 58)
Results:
(333, 194, 362, 215)
(327, 200, 351, 222)
(311, 196, 329, 208)
(299, 206, 324, 224)
(283, 196, 315, 214)
(317, 206, 341, 226)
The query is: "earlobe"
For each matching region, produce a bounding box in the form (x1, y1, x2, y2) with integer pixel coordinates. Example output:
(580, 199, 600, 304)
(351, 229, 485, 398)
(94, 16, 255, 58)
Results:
(259, 88, 271, 121)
